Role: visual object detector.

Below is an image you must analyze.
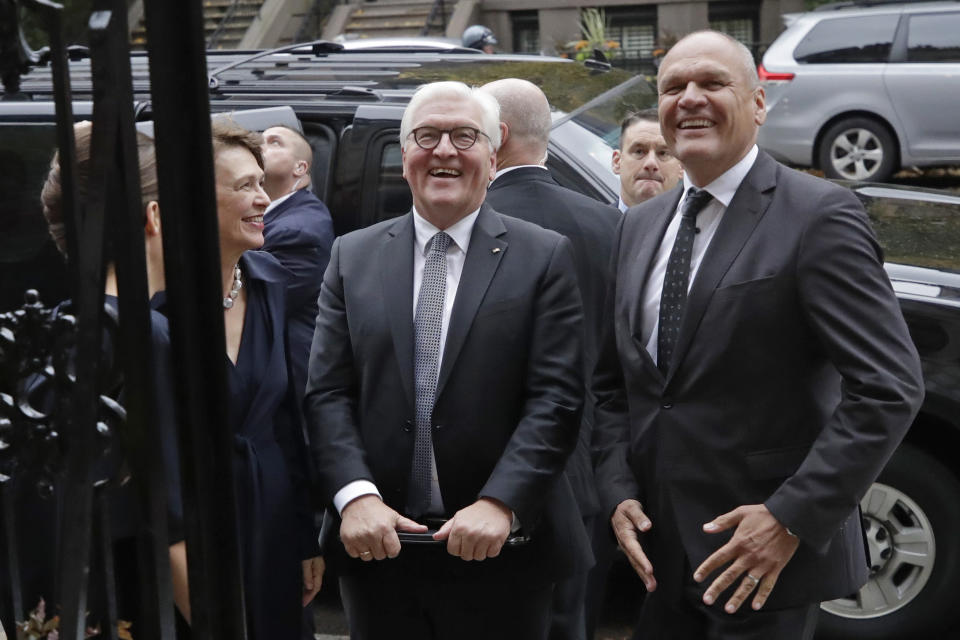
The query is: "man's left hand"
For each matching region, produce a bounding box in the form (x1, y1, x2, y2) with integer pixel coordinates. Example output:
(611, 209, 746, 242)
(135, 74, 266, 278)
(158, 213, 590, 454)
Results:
(693, 504, 800, 613)
(433, 497, 512, 561)
(301, 556, 325, 606)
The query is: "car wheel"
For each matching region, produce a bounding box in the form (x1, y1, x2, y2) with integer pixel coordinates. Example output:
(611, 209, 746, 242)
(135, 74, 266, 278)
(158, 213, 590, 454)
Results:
(818, 444, 960, 639)
(818, 117, 898, 182)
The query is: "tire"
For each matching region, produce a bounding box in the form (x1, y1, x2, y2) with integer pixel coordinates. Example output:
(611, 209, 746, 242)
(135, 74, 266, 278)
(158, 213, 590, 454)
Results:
(818, 443, 960, 639)
(818, 117, 898, 183)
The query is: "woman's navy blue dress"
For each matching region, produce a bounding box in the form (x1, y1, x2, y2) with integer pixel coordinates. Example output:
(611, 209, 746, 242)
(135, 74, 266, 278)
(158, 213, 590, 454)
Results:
(159, 251, 317, 640)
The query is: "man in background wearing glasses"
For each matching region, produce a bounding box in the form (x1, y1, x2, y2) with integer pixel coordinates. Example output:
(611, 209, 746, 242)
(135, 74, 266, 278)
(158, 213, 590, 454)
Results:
(304, 81, 592, 639)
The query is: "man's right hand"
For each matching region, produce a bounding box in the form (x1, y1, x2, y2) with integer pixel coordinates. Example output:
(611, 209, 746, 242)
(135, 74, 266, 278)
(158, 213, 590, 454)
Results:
(340, 495, 427, 561)
(612, 499, 657, 592)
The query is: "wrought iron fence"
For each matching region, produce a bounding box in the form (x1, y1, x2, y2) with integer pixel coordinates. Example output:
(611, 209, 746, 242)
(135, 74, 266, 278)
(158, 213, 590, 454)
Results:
(0, 0, 247, 638)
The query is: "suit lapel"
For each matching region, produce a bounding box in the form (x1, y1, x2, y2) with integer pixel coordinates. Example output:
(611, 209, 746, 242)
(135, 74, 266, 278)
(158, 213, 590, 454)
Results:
(666, 153, 778, 384)
(381, 214, 417, 407)
(436, 203, 507, 399)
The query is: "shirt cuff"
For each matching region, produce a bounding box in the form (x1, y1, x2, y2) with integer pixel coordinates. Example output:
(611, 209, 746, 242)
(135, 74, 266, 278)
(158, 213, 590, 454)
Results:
(333, 480, 381, 515)
(511, 512, 521, 533)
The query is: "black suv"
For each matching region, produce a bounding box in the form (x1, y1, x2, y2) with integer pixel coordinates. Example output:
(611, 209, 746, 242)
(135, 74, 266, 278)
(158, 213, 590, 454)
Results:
(3, 43, 960, 640)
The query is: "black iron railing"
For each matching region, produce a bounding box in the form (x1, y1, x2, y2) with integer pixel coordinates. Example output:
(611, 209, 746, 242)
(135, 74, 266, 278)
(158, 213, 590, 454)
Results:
(1, 0, 247, 638)
(420, 0, 447, 37)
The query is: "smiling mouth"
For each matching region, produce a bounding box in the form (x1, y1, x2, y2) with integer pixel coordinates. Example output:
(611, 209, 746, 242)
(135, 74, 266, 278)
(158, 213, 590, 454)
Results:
(243, 215, 264, 223)
(679, 119, 714, 130)
(429, 168, 461, 178)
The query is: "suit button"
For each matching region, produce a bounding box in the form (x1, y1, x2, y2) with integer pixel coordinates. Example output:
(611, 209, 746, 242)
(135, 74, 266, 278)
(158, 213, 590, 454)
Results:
(434, 424, 444, 431)
(402, 420, 413, 432)
(661, 399, 673, 409)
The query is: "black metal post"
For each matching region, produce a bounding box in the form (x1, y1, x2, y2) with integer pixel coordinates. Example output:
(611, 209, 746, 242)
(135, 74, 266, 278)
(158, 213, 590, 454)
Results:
(19, 3, 106, 640)
(86, 2, 175, 638)
(0, 481, 22, 636)
(142, 0, 248, 638)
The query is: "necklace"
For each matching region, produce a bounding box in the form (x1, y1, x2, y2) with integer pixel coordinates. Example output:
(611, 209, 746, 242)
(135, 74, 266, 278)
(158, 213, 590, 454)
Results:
(223, 264, 242, 309)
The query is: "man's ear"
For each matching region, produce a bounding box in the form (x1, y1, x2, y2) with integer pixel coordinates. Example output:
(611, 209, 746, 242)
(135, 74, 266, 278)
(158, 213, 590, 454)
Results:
(611, 149, 622, 175)
(499, 122, 508, 147)
(144, 201, 161, 236)
(294, 160, 307, 176)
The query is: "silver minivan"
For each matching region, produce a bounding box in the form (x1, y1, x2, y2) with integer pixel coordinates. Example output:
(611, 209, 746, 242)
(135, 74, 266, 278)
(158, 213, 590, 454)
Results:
(757, 1, 960, 183)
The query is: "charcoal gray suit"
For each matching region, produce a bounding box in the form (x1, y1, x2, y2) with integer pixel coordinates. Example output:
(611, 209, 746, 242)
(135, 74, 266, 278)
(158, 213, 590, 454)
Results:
(486, 166, 618, 640)
(593, 150, 923, 625)
(305, 202, 592, 638)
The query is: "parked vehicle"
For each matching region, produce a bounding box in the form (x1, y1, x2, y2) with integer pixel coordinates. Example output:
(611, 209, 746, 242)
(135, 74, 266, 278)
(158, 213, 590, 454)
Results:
(2, 43, 959, 639)
(757, 1, 960, 183)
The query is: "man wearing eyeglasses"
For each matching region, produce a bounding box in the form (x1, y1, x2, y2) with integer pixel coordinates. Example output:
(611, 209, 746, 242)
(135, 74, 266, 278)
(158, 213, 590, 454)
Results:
(305, 81, 591, 639)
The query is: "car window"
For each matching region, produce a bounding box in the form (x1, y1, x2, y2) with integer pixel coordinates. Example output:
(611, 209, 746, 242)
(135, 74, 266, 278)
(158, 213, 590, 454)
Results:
(793, 14, 899, 63)
(301, 121, 336, 203)
(375, 141, 410, 223)
(906, 12, 960, 62)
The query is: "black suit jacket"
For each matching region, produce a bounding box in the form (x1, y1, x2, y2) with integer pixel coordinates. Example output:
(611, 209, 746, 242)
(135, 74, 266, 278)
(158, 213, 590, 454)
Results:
(486, 166, 620, 520)
(305, 203, 593, 579)
(262, 187, 335, 402)
(593, 151, 924, 608)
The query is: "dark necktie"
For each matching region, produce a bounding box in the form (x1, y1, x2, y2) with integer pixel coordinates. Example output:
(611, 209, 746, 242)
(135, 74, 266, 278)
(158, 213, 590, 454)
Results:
(657, 187, 713, 375)
(409, 231, 451, 516)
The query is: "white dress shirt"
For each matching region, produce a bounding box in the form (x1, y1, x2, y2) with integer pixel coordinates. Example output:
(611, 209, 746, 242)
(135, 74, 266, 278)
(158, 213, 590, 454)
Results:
(491, 164, 547, 184)
(332, 206, 480, 516)
(264, 189, 295, 214)
(617, 197, 629, 213)
(640, 145, 759, 360)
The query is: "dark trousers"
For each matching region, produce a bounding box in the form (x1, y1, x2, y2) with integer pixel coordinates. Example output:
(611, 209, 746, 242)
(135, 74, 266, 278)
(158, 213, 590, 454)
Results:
(549, 515, 594, 640)
(632, 574, 819, 640)
(339, 552, 554, 640)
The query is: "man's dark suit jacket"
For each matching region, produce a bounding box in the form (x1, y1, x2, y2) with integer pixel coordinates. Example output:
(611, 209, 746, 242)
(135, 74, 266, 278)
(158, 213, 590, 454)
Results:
(262, 187, 335, 401)
(593, 150, 924, 609)
(485, 166, 620, 520)
(304, 203, 592, 580)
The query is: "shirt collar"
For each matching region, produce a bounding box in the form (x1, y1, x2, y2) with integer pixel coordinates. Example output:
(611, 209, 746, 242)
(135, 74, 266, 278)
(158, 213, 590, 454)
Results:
(265, 189, 296, 214)
(412, 205, 480, 256)
(492, 164, 547, 182)
(617, 197, 629, 213)
(683, 145, 759, 208)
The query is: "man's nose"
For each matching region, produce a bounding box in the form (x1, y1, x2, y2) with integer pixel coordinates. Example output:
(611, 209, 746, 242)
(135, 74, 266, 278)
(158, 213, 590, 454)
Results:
(677, 82, 707, 107)
(641, 151, 661, 171)
(432, 131, 459, 155)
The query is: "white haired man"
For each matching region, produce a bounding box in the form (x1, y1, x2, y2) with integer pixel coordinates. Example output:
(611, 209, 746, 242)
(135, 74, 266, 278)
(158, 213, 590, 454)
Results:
(305, 81, 591, 639)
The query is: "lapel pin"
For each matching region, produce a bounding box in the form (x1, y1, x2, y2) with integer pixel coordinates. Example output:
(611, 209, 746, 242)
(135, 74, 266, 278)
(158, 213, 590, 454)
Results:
(492, 248, 501, 254)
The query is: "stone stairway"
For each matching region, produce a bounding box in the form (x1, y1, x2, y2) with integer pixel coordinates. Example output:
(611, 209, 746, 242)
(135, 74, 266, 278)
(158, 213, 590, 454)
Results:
(340, 0, 448, 40)
(130, 0, 266, 51)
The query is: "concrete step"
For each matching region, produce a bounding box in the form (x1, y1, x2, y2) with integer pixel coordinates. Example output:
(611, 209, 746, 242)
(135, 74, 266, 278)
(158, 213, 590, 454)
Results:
(346, 16, 443, 30)
(349, 5, 434, 18)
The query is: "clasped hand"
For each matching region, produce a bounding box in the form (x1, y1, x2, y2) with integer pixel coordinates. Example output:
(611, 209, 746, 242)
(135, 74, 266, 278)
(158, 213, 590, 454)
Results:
(340, 495, 511, 562)
(612, 500, 799, 613)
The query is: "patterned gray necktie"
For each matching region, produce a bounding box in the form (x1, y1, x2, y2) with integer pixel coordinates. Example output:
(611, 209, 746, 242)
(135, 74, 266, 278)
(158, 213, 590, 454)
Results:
(657, 187, 713, 375)
(409, 231, 451, 517)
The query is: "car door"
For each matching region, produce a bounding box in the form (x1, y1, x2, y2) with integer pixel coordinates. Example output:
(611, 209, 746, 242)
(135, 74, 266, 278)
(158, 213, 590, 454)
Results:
(883, 9, 960, 162)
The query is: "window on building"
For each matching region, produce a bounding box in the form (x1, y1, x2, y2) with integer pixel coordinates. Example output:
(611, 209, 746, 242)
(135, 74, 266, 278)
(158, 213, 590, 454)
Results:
(602, 6, 656, 72)
(709, 0, 759, 57)
(512, 11, 540, 54)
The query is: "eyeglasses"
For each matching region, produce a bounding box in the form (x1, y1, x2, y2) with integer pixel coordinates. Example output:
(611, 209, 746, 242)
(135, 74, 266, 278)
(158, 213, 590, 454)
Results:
(408, 126, 490, 151)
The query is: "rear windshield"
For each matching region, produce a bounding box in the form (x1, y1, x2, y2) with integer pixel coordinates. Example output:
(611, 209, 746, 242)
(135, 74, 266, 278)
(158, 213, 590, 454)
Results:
(794, 14, 899, 63)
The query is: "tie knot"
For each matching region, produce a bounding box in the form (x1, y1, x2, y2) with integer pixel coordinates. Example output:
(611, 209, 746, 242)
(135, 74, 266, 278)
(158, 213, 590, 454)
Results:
(681, 187, 712, 220)
(429, 231, 451, 255)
